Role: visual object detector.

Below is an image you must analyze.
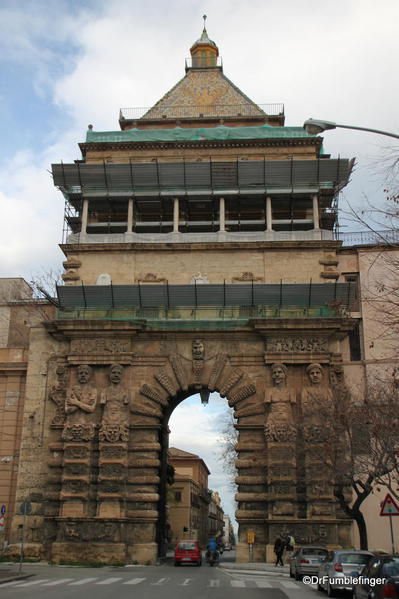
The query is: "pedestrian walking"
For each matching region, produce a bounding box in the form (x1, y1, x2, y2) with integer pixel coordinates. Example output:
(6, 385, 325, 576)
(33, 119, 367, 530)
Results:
(274, 535, 285, 566)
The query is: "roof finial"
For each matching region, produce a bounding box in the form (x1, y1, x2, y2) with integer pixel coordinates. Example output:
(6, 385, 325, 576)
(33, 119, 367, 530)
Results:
(203, 14, 207, 31)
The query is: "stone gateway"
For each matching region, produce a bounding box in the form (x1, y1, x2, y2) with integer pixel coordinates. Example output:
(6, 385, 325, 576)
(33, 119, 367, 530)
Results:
(7, 24, 357, 564)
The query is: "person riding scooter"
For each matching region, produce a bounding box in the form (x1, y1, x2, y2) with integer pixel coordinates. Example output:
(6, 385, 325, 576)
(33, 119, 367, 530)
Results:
(206, 536, 219, 565)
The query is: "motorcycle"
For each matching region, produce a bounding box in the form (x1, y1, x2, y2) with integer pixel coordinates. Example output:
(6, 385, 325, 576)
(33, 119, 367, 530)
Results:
(206, 549, 219, 566)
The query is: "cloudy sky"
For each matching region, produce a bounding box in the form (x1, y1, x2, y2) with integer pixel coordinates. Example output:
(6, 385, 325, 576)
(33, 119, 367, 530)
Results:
(1, 0, 398, 526)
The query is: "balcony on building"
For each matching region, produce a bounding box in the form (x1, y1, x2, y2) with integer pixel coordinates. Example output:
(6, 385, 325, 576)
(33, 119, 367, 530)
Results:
(55, 155, 353, 246)
(119, 102, 285, 130)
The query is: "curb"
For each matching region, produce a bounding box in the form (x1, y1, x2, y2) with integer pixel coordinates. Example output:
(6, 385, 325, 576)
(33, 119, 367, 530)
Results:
(0, 574, 34, 585)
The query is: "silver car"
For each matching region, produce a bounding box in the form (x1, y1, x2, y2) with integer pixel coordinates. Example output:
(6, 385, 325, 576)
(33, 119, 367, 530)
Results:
(289, 546, 328, 580)
(318, 549, 374, 596)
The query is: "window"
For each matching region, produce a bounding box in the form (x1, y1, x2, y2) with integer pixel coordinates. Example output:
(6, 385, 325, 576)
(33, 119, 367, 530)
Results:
(174, 491, 182, 502)
(349, 322, 362, 361)
(344, 273, 360, 311)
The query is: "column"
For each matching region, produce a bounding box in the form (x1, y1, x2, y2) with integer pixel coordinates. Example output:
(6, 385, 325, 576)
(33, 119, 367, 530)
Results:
(312, 194, 320, 229)
(219, 197, 225, 232)
(266, 196, 273, 231)
(173, 198, 179, 233)
(127, 198, 134, 232)
(81, 198, 89, 233)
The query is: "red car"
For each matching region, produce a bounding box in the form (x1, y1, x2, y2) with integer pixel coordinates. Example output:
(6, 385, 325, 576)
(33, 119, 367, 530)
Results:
(174, 540, 202, 566)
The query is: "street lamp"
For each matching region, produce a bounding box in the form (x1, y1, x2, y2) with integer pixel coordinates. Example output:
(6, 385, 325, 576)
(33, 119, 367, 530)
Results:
(303, 118, 399, 140)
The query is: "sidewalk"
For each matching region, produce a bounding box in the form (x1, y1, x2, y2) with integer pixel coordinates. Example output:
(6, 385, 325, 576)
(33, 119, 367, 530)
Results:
(0, 565, 33, 585)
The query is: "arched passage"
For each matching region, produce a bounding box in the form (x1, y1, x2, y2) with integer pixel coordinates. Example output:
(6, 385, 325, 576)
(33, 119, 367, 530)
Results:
(156, 388, 236, 557)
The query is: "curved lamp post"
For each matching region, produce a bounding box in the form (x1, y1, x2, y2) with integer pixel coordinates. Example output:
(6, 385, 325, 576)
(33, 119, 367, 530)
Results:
(303, 118, 399, 140)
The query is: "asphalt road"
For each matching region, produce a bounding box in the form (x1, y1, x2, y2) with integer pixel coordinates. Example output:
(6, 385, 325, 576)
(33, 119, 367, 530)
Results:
(0, 557, 323, 599)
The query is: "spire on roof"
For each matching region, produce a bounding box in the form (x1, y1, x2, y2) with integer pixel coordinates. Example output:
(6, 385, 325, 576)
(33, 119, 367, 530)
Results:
(190, 15, 219, 68)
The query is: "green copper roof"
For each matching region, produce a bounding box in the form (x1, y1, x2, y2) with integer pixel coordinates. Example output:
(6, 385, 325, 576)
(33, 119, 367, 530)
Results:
(84, 125, 314, 144)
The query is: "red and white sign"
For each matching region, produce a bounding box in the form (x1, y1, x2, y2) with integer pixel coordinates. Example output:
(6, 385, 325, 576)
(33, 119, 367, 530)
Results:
(0, 516, 5, 528)
(380, 493, 399, 516)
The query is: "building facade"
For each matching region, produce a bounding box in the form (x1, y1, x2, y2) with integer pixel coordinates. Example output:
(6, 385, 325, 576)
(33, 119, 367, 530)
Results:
(1, 25, 398, 563)
(167, 447, 211, 548)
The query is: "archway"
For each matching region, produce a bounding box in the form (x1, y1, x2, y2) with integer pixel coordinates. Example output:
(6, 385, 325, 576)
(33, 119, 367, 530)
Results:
(156, 388, 237, 557)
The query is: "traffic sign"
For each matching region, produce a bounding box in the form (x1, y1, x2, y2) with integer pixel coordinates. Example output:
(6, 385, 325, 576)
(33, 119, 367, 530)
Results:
(380, 493, 399, 516)
(247, 531, 255, 544)
(0, 505, 5, 515)
(0, 516, 5, 528)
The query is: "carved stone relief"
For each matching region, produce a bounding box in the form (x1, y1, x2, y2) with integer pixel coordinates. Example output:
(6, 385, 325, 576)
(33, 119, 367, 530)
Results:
(154, 370, 177, 396)
(169, 354, 188, 391)
(99, 364, 130, 443)
(267, 337, 327, 352)
(62, 364, 97, 441)
(264, 363, 296, 442)
(192, 339, 204, 387)
(70, 338, 130, 355)
(138, 273, 167, 284)
(208, 354, 228, 391)
(232, 271, 263, 282)
(48, 365, 68, 425)
(219, 370, 243, 397)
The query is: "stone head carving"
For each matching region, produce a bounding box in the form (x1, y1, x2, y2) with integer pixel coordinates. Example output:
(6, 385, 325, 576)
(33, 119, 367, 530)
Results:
(109, 363, 124, 385)
(271, 363, 288, 387)
(77, 364, 92, 384)
(192, 339, 204, 360)
(306, 363, 324, 386)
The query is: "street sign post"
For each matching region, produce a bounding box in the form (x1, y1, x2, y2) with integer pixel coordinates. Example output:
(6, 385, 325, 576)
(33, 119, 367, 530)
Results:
(247, 531, 255, 562)
(18, 501, 32, 573)
(380, 493, 399, 553)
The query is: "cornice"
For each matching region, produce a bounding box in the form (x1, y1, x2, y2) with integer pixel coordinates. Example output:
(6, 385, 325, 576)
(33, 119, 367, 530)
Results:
(79, 137, 321, 156)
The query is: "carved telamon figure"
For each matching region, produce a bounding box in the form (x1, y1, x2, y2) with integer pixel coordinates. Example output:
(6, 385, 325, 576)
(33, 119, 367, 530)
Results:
(301, 363, 333, 442)
(264, 363, 296, 442)
(99, 364, 130, 442)
(62, 364, 97, 441)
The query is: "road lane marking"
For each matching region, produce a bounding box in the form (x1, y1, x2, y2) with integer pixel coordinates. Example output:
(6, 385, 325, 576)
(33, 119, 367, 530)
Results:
(15, 579, 51, 587)
(69, 577, 98, 585)
(151, 577, 169, 585)
(231, 580, 246, 587)
(123, 578, 146, 585)
(179, 579, 192, 585)
(209, 579, 220, 587)
(42, 578, 74, 586)
(0, 581, 26, 587)
(255, 580, 272, 588)
(96, 577, 123, 585)
(281, 581, 300, 588)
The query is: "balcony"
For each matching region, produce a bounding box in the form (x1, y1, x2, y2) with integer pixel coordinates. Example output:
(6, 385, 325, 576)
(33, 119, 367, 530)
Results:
(119, 103, 285, 128)
(54, 282, 357, 325)
(119, 103, 284, 121)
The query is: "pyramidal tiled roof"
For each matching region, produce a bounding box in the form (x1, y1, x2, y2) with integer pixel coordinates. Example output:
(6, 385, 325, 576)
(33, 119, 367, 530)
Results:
(142, 68, 265, 120)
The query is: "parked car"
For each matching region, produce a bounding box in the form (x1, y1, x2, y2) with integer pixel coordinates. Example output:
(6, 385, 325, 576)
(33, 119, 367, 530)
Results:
(353, 554, 399, 599)
(174, 540, 202, 566)
(318, 549, 375, 596)
(289, 546, 329, 580)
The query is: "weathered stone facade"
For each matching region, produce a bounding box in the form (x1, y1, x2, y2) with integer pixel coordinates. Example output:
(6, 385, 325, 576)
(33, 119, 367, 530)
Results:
(7, 316, 354, 563)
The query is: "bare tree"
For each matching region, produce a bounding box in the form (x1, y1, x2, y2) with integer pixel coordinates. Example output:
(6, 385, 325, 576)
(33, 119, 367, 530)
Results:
(216, 411, 238, 489)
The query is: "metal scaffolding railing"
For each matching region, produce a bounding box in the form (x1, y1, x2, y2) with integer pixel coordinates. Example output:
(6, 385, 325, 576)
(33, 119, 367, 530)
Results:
(335, 229, 399, 246)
